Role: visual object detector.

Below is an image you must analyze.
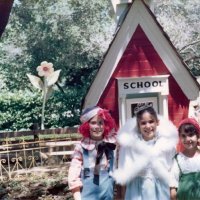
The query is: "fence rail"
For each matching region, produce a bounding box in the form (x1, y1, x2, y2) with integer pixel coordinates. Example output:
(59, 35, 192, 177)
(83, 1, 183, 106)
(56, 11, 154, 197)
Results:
(0, 127, 81, 181)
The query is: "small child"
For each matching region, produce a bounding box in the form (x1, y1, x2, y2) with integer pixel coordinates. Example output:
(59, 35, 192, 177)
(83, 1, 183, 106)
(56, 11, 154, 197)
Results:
(68, 106, 117, 200)
(170, 118, 200, 200)
(112, 103, 178, 200)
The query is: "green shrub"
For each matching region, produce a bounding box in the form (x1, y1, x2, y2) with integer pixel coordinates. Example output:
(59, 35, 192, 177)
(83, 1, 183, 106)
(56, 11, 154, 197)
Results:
(0, 90, 81, 131)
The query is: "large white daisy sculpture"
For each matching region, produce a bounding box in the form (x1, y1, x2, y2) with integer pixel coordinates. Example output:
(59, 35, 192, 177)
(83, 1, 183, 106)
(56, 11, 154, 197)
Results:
(27, 61, 61, 129)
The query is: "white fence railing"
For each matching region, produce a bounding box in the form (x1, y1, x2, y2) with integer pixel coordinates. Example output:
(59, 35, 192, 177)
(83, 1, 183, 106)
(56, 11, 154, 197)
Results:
(0, 127, 81, 181)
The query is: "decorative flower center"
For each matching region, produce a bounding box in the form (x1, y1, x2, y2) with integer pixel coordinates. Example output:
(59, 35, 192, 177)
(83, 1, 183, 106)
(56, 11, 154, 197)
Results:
(37, 61, 54, 77)
(43, 66, 49, 71)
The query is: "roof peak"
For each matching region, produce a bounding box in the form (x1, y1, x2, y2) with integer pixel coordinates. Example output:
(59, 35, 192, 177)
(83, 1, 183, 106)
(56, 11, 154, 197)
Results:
(111, 0, 154, 24)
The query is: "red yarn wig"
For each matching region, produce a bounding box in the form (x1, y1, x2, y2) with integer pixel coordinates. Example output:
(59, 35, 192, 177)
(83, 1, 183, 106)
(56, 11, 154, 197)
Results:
(79, 109, 116, 138)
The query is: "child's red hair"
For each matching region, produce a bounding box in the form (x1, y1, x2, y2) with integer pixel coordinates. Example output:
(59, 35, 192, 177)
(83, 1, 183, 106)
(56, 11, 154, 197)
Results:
(79, 109, 116, 138)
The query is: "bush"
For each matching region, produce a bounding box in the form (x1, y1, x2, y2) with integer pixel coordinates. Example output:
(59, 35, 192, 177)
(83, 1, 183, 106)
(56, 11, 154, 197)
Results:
(0, 90, 81, 131)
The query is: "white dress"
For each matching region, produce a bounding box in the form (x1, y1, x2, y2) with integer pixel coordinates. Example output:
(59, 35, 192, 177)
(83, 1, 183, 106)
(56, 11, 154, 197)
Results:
(113, 116, 178, 200)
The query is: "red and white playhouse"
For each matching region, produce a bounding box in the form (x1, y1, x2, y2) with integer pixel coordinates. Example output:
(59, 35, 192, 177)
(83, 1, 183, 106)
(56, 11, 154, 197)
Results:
(82, 0, 200, 127)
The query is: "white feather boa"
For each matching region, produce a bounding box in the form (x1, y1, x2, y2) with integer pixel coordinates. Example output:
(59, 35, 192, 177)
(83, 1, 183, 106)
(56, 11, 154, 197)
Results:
(112, 116, 178, 186)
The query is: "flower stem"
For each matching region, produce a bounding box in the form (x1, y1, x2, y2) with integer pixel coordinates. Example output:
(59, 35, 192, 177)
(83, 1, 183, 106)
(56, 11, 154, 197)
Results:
(41, 78, 47, 130)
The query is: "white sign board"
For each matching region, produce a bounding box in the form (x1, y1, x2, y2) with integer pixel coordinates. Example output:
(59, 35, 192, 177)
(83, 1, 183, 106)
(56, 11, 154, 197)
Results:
(117, 75, 169, 96)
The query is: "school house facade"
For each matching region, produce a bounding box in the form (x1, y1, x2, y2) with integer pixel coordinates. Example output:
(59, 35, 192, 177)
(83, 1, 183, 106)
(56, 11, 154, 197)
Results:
(82, 0, 200, 127)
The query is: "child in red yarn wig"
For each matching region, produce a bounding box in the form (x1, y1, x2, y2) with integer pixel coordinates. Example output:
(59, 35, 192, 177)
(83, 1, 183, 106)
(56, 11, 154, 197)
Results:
(68, 106, 117, 200)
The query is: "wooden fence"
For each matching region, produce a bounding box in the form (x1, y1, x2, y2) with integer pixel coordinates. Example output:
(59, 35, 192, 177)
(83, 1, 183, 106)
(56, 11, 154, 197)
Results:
(0, 127, 81, 181)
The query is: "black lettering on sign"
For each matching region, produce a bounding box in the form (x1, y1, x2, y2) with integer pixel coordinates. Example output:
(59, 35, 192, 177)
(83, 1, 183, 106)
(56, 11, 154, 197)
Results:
(144, 81, 150, 88)
(123, 80, 163, 90)
(137, 82, 143, 88)
(124, 83, 129, 89)
(130, 82, 136, 88)
(152, 81, 158, 87)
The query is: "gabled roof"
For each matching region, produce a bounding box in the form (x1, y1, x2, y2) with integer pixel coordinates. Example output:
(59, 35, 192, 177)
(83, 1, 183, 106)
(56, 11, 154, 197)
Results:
(0, 0, 14, 37)
(83, 0, 200, 108)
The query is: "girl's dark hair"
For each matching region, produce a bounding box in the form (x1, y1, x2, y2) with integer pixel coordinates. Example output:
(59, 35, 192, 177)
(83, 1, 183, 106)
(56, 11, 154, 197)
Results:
(178, 123, 199, 136)
(136, 106, 158, 122)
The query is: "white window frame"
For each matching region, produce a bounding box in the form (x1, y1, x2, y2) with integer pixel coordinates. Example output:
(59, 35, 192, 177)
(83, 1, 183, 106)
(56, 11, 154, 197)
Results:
(126, 97, 158, 119)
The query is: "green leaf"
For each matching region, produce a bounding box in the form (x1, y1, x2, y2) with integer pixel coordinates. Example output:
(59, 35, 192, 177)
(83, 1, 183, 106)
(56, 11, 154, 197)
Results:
(46, 70, 61, 87)
(27, 74, 44, 90)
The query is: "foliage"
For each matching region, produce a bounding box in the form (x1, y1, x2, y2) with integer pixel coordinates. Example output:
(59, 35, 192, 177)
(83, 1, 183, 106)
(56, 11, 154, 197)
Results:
(0, 90, 81, 131)
(155, 0, 200, 75)
(0, 0, 115, 91)
(0, 91, 41, 131)
(0, 0, 115, 130)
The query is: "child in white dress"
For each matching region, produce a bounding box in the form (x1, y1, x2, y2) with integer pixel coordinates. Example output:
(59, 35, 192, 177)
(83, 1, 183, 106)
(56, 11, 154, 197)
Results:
(170, 118, 200, 200)
(113, 103, 178, 200)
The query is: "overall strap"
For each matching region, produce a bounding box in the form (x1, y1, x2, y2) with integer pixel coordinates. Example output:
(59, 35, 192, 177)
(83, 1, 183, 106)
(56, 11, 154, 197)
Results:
(174, 154, 183, 175)
(108, 150, 114, 172)
(82, 148, 90, 178)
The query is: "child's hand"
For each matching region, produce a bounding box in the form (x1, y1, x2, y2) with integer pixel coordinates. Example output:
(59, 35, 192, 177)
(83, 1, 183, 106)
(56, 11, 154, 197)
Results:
(72, 187, 81, 200)
(73, 191, 81, 200)
(170, 187, 177, 200)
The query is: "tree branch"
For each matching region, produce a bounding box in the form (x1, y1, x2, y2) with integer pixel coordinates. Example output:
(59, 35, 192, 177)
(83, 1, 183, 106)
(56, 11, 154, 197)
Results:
(180, 40, 200, 52)
(184, 55, 200, 63)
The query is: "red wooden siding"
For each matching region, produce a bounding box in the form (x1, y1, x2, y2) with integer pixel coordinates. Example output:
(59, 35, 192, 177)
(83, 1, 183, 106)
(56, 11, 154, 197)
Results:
(98, 25, 188, 127)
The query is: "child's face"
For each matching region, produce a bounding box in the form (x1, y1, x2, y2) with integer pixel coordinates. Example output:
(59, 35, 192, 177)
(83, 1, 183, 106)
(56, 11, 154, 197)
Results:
(89, 114, 104, 141)
(138, 111, 159, 141)
(179, 129, 198, 150)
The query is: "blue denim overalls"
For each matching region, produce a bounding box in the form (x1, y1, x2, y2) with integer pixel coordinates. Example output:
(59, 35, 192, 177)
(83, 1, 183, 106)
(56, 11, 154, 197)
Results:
(81, 144, 115, 200)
